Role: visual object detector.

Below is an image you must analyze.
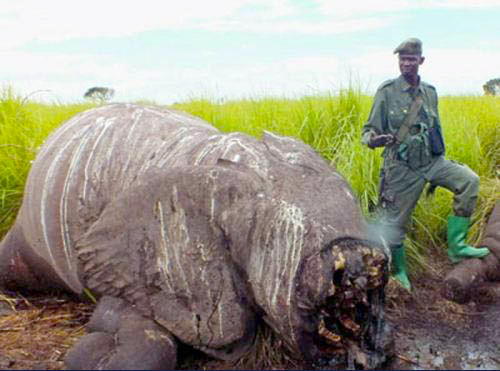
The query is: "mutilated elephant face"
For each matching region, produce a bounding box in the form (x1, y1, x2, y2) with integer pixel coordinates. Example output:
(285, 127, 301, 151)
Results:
(242, 173, 393, 368)
(295, 238, 392, 369)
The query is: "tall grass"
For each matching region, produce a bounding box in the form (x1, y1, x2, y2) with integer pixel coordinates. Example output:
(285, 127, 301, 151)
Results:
(177, 92, 500, 271)
(1, 87, 499, 273)
(0, 88, 93, 236)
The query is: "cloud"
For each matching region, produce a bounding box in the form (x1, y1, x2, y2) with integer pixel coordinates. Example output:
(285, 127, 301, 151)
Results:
(204, 15, 396, 35)
(315, 0, 412, 17)
(422, 0, 500, 9)
(1, 47, 348, 103)
(346, 47, 500, 94)
(424, 48, 500, 94)
(5, 0, 498, 47)
(1, 50, 138, 101)
(5, 43, 499, 104)
(2, 0, 499, 102)
(315, 0, 500, 17)
(0, 0, 256, 46)
(219, 56, 345, 96)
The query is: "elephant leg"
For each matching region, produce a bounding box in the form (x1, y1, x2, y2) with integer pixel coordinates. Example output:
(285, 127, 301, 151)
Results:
(65, 296, 177, 370)
(0, 223, 70, 292)
(64, 332, 116, 369)
(0, 224, 39, 290)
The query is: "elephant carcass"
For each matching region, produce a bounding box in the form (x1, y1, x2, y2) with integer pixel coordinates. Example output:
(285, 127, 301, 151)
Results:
(442, 201, 500, 304)
(0, 103, 392, 369)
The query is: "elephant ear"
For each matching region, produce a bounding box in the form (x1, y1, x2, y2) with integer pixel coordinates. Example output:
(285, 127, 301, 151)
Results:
(75, 165, 263, 360)
(73, 181, 156, 308)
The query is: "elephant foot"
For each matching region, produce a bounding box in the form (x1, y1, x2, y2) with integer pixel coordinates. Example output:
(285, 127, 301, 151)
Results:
(65, 296, 177, 370)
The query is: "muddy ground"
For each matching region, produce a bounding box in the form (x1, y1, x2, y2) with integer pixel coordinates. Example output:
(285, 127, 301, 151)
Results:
(0, 262, 499, 370)
(385, 273, 500, 370)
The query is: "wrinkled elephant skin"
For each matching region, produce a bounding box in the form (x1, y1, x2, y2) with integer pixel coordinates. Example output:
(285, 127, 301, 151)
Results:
(0, 104, 392, 369)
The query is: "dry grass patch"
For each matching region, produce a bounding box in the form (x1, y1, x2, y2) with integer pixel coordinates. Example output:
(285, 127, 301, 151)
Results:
(0, 292, 93, 370)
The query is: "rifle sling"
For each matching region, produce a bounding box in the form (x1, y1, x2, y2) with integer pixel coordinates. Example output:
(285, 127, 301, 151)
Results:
(395, 94, 423, 144)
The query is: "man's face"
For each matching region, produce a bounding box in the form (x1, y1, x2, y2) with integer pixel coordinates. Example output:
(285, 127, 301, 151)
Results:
(398, 53, 424, 79)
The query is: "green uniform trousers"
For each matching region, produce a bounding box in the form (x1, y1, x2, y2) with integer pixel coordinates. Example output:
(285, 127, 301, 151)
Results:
(378, 154, 479, 246)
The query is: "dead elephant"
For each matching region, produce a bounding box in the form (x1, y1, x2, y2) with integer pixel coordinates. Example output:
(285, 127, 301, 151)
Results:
(442, 200, 500, 304)
(0, 103, 392, 369)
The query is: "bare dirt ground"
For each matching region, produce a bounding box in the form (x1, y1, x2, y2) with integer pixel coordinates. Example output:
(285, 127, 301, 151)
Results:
(385, 273, 500, 370)
(0, 265, 499, 370)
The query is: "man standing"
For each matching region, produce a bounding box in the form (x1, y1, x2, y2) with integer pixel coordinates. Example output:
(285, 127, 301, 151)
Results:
(362, 38, 489, 290)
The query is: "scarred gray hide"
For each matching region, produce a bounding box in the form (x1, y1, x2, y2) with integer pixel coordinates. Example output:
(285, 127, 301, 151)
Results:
(0, 103, 392, 369)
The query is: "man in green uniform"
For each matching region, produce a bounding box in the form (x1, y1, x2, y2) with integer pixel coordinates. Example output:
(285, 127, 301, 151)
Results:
(362, 38, 490, 290)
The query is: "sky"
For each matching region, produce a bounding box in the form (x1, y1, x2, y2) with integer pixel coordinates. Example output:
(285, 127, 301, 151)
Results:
(1, 0, 500, 104)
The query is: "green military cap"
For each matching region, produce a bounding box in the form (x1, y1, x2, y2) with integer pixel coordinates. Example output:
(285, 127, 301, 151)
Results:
(393, 38, 422, 55)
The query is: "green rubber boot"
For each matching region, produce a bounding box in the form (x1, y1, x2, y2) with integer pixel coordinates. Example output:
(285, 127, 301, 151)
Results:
(447, 215, 490, 263)
(391, 245, 411, 291)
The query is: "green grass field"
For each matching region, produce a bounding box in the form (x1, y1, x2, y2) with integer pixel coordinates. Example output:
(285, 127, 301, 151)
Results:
(0, 87, 499, 272)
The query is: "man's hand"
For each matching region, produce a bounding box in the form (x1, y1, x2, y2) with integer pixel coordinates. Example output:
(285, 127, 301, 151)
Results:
(367, 133, 395, 148)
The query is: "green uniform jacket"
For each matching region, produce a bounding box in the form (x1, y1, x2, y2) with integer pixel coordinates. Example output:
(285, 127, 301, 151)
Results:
(362, 75, 445, 166)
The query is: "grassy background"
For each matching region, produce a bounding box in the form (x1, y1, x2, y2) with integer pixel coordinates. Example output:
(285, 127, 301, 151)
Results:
(0, 87, 498, 273)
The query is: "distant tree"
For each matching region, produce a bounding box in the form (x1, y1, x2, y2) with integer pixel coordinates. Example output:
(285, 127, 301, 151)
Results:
(483, 78, 500, 96)
(84, 87, 115, 103)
